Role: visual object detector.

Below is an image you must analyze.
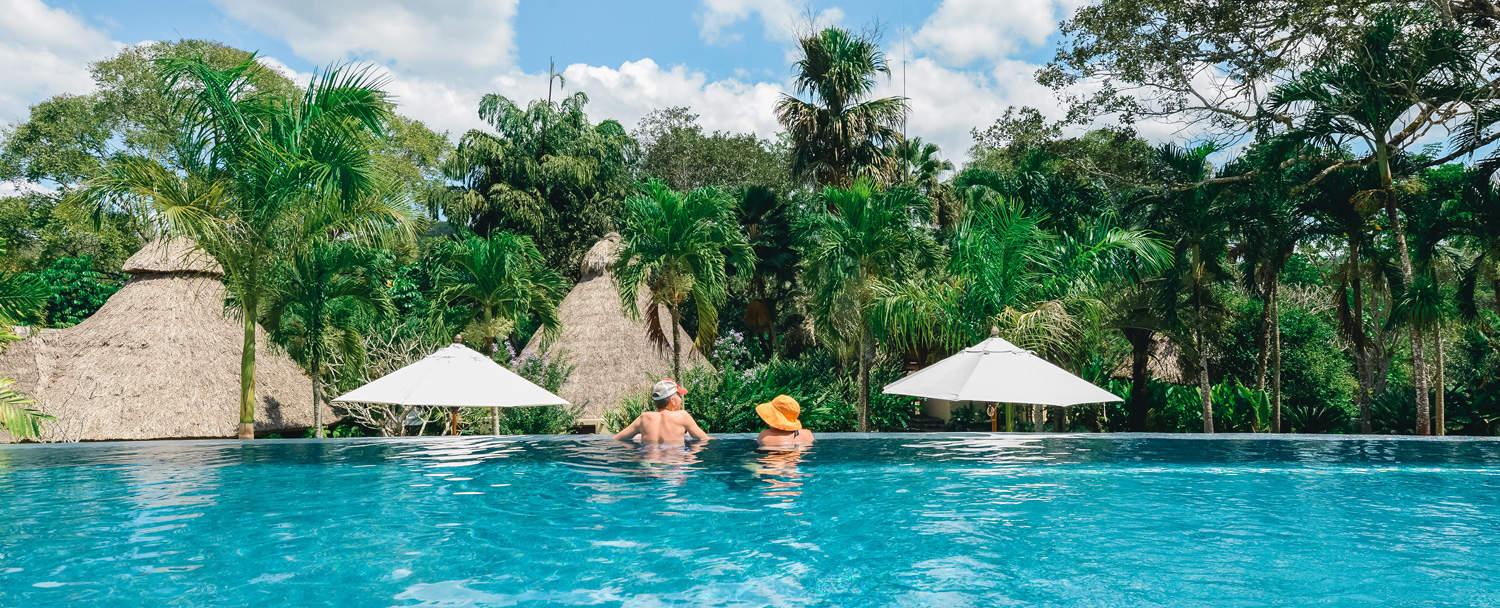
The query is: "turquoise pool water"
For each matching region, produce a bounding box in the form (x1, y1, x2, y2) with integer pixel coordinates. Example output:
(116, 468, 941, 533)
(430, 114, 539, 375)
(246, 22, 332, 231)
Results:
(2, 434, 1499, 606)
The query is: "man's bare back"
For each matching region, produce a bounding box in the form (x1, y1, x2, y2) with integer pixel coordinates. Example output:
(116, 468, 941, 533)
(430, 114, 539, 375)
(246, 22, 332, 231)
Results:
(614, 409, 710, 445)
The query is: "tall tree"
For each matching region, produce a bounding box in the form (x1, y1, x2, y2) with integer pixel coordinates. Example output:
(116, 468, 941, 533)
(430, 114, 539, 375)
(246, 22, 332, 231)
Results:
(776, 27, 908, 186)
(444, 92, 636, 275)
(634, 107, 790, 192)
(737, 186, 799, 354)
(434, 232, 568, 434)
(615, 181, 754, 379)
(264, 244, 390, 438)
(800, 180, 936, 431)
(77, 55, 408, 438)
(1223, 140, 1320, 432)
(1268, 8, 1482, 433)
(1136, 144, 1232, 433)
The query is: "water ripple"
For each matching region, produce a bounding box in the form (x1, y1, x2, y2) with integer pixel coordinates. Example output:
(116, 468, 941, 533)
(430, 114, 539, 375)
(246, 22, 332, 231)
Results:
(2, 434, 1500, 606)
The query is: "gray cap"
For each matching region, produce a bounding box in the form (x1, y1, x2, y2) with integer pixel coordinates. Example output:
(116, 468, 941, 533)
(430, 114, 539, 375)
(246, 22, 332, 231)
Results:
(651, 378, 686, 401)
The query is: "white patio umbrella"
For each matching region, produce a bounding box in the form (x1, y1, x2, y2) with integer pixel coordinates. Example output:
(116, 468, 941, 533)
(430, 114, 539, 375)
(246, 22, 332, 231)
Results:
(883, 329, 1121, 431)
(333, 341, 568, 435)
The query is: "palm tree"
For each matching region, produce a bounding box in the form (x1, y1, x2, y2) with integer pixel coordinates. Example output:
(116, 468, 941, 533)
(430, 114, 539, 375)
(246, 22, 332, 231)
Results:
(1267, 9, 1480, 434)
(1137, 144, 1231, 433)
(776, 27, 908, 186)
(874, 191, 1170, 431)
(434, 232, 568, 435)
(77, 55, 407, 438)
(436, 232, 567, 353)
(264, 244, 390, 438)
(801, 179, 937, 431)
(443, 91, 635, 274)
(895, 137, 953, 193)
(615, 180, 754, 379)
(1223, 141, 1320, 432)
(1453, 168, 1500, 319)
(1301, 158, 1382, 432)
(738, 186, 798, 354)
(0, 254, 50, 439)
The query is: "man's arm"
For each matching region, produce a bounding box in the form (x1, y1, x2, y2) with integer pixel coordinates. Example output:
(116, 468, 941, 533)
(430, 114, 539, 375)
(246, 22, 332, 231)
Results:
(683, 414, 711, 441)
(613, 417, 641, 441)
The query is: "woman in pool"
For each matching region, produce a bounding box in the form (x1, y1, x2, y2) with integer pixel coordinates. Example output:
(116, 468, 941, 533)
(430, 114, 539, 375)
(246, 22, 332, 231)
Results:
(756, 394, 814, 448)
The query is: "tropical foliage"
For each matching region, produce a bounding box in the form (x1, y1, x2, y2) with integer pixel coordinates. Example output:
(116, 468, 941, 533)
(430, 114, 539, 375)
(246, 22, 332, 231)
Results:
(776, 27, 907, 186)
(5, 7, 1500, 440)
(614, 180, 754, 379)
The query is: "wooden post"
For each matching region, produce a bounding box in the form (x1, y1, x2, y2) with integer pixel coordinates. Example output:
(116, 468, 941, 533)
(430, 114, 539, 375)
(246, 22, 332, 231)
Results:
(989, 404, 998, 432)
(449, 407, 460, 436)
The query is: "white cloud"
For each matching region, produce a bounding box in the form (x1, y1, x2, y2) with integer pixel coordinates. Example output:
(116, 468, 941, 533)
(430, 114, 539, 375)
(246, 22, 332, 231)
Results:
(913, 0, 1085, 65)
(0, 0, 119, 127)
(697, 0, 843, 44)
(565, 59, 784, 138)
(874, 56, 1058, 159)
(213, 0, 519, 80)
(0, 180, 57, 196)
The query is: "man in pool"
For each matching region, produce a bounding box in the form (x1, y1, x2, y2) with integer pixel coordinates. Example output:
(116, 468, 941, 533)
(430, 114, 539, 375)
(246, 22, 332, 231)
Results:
(613, 378, 711, 445)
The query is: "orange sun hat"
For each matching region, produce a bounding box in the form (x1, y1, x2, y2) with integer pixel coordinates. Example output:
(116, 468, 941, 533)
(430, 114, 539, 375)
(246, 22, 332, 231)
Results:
(756, 395, 803, 431)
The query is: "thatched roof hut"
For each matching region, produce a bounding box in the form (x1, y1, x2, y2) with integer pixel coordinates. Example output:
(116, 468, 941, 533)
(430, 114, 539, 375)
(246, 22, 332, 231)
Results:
(0, 238, 323, 442)
(1110, 334, 1190, 385)
(520, 233, 711, 428)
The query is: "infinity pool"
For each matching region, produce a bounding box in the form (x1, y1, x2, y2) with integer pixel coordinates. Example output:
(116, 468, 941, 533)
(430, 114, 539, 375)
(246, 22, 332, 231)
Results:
(2, 434, 1498, 606)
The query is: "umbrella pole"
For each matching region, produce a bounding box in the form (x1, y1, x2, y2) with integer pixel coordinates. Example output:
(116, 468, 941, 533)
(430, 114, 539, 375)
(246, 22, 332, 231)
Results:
(989, 404, 997, 432)
(449, 407, 460, 436)
(1005, 404, 1015, 432)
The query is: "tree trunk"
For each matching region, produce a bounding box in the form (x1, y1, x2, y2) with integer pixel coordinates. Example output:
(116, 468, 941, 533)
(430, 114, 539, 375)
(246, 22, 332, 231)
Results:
(1197, 328, 1214, 434)
(670, 305, 683, 381)
(1255, 275, 1274, 392)
(487, 324, 502, 436)
(1350, 236, 1373, 434)
(238, 295, 258, 440)
(1125, 328, 1152, 432)
(1434, 323, 1445, 436)
(312, 354, 325, 439)
(1492, 278, 1500, 318)
(1376, 141, 1430, 435)
(765, 298, 778, 357)
(1271, 284, 1282, 434)
(857, 326, 872, 432)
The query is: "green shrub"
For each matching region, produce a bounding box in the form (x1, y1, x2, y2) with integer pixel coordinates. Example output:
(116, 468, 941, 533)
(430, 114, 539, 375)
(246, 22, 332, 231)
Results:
(602, 350, 915, 433)
(494, 353, 580, 434)
(1216, 297, 1357, 432)
(35, 256, 122, 327)
(1443, 315, 1500, 434)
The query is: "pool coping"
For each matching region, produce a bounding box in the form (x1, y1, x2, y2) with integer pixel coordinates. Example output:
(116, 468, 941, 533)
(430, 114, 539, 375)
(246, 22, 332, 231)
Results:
(6, 431, 1500, 450)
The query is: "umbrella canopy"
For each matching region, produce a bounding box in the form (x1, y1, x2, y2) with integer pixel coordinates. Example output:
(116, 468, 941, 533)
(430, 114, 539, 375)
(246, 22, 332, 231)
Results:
(333, 344, 568, 408)
(883, 334, 1121, 406)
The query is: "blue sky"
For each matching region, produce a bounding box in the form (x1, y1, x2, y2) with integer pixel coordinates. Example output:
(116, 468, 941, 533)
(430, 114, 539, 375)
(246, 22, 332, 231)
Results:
(4, 0, 1110, 177)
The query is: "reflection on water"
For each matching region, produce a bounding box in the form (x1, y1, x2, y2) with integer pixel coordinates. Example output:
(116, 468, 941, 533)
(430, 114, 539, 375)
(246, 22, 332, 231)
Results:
(2, 434, 1500, 607)
(753, 447, 808, 501)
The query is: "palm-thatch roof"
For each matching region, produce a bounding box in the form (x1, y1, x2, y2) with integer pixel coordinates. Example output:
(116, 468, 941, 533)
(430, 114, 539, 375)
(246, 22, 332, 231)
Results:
(520, 233, 711, 426)
(1110, 334, 1189, 385)
(0, 238, 325, 442)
